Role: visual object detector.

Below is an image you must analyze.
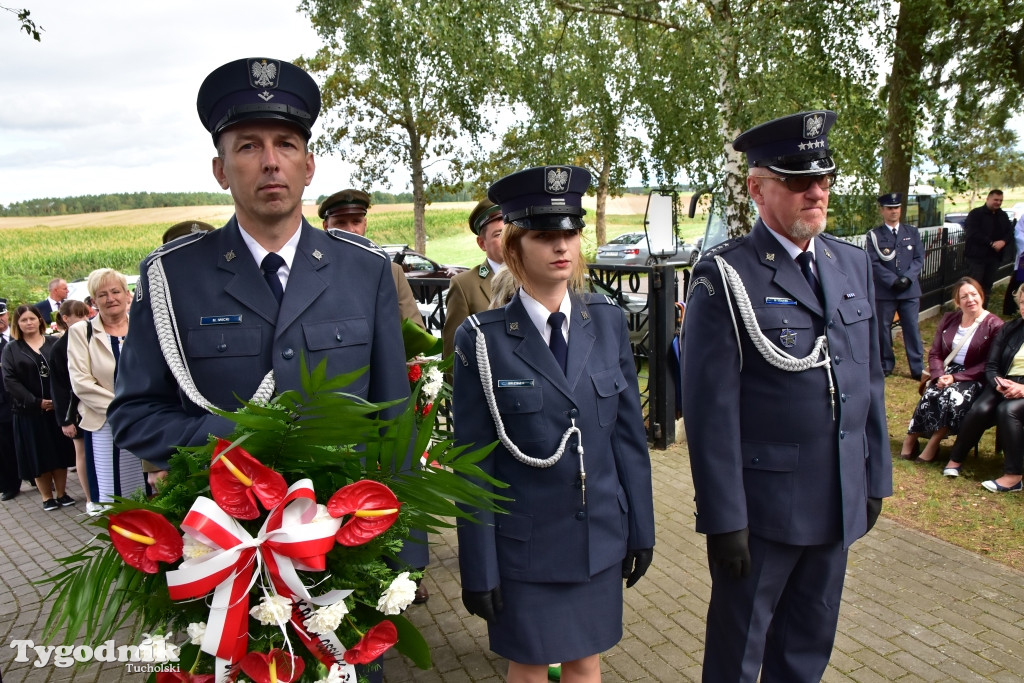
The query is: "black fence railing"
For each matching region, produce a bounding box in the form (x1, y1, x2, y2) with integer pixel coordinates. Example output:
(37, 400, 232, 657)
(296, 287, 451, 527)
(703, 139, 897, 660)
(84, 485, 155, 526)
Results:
(916, 226, 1013, 310)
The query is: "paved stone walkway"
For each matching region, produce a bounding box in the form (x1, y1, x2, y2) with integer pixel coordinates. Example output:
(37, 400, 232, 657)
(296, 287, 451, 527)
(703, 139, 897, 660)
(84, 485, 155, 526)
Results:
(1, 439, 1022, 682)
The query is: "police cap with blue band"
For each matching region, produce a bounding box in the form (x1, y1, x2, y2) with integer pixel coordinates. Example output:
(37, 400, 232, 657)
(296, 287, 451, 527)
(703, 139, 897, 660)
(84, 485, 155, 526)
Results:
(197, 58, 321, 142)
(487, 165, 591, 230)
(733, 110, 837, 177)
(878, 192, 902, 207)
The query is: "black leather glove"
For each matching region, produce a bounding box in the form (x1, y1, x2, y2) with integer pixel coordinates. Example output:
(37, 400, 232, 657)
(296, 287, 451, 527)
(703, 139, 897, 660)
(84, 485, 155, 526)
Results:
(893, 276, 913, 293)
(621, 548, 654, 588)
(462, 587, 503, 622)
(707, 528, 751, 579)
(866, 497, 883, 533)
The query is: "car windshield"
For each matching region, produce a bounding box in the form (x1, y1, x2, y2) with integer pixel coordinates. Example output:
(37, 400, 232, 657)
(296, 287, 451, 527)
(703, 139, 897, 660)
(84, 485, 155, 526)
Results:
(608, 234, 644, 245)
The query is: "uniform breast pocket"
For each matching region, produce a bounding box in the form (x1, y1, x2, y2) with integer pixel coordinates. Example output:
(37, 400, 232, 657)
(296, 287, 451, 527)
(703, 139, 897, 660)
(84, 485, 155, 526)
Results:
(837, 299, 872, 363)
(591, 367, 627, 427)
(186, 326, 261, 358)
(303, 317, 369, 351)
(753, 305, 813, 353)
(494, 385, 543, 434)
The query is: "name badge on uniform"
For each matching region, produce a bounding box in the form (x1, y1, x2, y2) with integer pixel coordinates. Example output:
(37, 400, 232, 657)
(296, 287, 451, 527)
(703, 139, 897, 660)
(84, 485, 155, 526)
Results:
(498, 379, 534, 388)
(200, 314, 243, 325)
(765, 297, 796, 305)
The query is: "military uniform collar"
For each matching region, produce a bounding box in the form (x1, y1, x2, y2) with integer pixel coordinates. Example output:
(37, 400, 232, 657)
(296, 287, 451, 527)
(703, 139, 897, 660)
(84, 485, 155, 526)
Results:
(761, 221, 818, 263)
(519, 288, 571, 342)
(237, 219, 302, 276)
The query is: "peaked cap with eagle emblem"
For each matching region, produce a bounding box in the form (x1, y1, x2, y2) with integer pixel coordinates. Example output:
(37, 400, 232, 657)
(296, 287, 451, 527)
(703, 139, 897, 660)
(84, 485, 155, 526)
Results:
(197, 57, 321, 142)
(733, 110, 837, 176)
(487, 165, 591, 230)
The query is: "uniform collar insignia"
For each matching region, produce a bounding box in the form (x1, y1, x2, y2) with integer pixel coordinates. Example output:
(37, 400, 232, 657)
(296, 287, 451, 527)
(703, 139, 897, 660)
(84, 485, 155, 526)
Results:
(224, 250, 236, 262)
(824, 249, 833, 259)
(766, 252, 775, 261)
(581, 310, 589, 320)
(509, 322, 519, 331)
(479, 264, 489, 277)
(312, 249, 324, 261)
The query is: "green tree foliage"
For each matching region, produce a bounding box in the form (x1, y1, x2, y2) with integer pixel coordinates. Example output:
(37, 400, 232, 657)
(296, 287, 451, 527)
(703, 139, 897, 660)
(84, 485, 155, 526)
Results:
(298, 0, 499, 254)
(2, 4, 42, 41)
(889, 0, 1024, 201)
(0, 191, 233, 217)
(557, 0, 885, 238)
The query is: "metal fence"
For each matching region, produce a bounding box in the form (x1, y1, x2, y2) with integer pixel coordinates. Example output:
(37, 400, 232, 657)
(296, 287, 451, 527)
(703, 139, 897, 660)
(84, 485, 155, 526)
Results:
(408, 265, 686, 449)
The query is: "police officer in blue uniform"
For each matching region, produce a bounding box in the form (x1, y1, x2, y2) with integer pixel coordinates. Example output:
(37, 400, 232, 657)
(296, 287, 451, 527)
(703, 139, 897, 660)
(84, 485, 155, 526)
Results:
(867, 192, 925, 379)
(453, 166, 655, 683)
(681, 111, 891, 682)
(107, 56, 423, 551)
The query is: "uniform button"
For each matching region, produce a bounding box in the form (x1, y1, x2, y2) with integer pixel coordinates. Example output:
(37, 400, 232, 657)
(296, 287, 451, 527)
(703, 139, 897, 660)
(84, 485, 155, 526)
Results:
(841, 393, 848, 403)
(515, 400, 521, 409)
(282, 348, 295, 360)
(840, 430, 846, 439)
(575, 511, 585, 521)
(828, 321, 834, 329)
(216, 343, 227, 352)
(335, 332, 343, 342)
(857, 309, 862, 315)
(567, 408, 579, 418)
(614, 381, 620, 389)
(783, 318, 789, 324)
(834, 356, 842, 364)
(751, 457, 760, 464)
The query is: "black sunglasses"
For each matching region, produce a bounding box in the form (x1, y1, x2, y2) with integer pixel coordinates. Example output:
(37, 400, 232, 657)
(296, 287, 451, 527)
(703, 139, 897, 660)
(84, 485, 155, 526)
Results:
(760, 174, 837, 193)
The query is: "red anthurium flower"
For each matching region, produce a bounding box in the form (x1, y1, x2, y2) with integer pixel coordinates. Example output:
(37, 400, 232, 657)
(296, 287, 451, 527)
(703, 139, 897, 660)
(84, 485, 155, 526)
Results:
(327, 480, 401, 546)
(108, 509, 183, 574)
(209, 439, 288, 520)
(344, 620, 399, 665)
(421, 402, 433, 416)
(407, 364, 422, 382)
(156, 672, 215, 682)
(239, 648, 304, 683)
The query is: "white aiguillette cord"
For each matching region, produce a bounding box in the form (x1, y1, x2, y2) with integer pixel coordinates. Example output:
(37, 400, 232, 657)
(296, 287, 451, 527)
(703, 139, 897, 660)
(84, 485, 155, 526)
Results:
(470, 320, 587, 505)
(714, 255, 837, 420)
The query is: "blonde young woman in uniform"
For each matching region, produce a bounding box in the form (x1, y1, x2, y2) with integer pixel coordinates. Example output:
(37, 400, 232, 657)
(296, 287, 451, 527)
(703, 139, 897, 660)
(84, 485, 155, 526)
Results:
(452, 166, 655, 683)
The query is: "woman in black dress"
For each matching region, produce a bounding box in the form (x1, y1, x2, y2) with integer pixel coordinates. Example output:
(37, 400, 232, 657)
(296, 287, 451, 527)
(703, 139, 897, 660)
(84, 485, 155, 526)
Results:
(0, 305, 76, 511)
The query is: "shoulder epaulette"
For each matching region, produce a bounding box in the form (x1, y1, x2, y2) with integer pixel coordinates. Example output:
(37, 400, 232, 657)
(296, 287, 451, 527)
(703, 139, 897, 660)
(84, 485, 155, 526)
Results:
(466, 309, 505, 329)
(820, 232, 865, 252)
(144, 229, 210, 266)
(325, 228, 387, 259)
(701, 235, 745, 259)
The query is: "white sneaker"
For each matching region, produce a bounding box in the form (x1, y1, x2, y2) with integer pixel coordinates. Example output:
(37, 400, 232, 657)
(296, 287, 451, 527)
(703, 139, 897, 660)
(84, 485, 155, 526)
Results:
(85, 501, 106, 516)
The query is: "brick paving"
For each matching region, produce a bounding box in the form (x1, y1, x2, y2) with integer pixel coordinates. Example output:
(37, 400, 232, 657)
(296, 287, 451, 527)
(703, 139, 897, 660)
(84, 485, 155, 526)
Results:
(1, 438, 1022, 682)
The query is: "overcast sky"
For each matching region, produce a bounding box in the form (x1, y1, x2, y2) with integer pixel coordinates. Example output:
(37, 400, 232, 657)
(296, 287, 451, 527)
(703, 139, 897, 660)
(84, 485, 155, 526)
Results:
(0, 1, 371, 206)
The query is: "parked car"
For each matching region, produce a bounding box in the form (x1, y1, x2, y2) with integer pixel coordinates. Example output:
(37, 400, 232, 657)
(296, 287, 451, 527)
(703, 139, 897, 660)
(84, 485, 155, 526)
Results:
(595, 232, 697, 267)
(382, 244, 468, 279)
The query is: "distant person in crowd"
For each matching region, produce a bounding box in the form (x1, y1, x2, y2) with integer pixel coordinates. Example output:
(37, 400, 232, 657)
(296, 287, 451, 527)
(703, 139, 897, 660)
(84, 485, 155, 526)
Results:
(0, 298, 20, 501)
(900, 277, 1003, 462)
(33, 277, 68, 324)
(319, 188, 425, 329)
(867, 192, 925, 379)
(682, 111, 889, 682)
(0, 305, 76, 511)
(1001, 212, 1024, 316)
(68, 269, 145, 504)
(107, 60, 420, 679)
(453, 166, 654, 683)
(50, 300, 100, 513)
(940, 283, 1024, 491)
(162, 220, 215, 244)
(964, 189, 1013, 302)
(83, 296, 98, 319)
(442, 198, 505, 360)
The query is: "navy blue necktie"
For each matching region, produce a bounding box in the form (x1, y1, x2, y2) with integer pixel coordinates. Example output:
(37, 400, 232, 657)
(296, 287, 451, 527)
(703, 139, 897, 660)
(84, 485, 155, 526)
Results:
(261, 252, 285, 305)
(795, 251, 822, 303)
(548, 312, 567, 375)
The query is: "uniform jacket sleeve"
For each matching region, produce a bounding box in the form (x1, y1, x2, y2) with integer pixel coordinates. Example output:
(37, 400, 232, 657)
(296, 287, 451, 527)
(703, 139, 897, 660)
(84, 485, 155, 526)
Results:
(442, 275, 472, 362)
(391, 261, 425, 329)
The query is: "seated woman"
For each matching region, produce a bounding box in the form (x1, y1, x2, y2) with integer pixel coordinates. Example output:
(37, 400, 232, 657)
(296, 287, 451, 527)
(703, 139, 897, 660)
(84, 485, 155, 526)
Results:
(941, 284, 1024, 491)
(900, 277, 1003, 462)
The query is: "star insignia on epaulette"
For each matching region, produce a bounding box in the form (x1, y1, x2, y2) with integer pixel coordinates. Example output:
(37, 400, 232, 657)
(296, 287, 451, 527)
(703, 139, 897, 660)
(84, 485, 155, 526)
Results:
(312, 249, 323, 261)
(224, 250, 236, 262)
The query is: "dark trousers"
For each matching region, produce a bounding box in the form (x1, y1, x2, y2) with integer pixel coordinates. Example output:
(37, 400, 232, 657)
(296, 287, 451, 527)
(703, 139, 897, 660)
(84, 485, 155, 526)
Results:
(967, 260, 1001, 303)
(951, 387, 1024, 474)
(875, 297, 924, 376)
(0, 419, 19, 494)
(703, 536, 848, 683)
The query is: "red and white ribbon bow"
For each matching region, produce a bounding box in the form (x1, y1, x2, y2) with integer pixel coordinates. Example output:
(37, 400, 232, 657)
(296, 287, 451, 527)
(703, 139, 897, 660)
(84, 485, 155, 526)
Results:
(166, 479, 348, 677)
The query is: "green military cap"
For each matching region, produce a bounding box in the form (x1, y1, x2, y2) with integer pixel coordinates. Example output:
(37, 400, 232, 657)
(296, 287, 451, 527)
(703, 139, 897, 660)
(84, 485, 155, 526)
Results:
(162, 220, 215, 244)
(468, 198, 502, 235)
(318, 189, 372, 219)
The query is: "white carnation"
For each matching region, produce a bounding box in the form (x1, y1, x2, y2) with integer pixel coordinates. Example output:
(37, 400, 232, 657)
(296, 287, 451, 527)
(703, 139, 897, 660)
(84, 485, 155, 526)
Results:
(312, 503, 333, 524)
(303, 599, 350, 635)
(186, 622, 206, 645)
(182, 535, 213, 560)
(249, 594, 292, 626)
(376, 571, 418, 615)
(422, 366, 444, 401)
(315, 663, 354, 683)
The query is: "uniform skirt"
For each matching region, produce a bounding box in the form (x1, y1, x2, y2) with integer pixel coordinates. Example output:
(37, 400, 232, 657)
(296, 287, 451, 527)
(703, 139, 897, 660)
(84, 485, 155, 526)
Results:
(487, 562, 623, 665)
